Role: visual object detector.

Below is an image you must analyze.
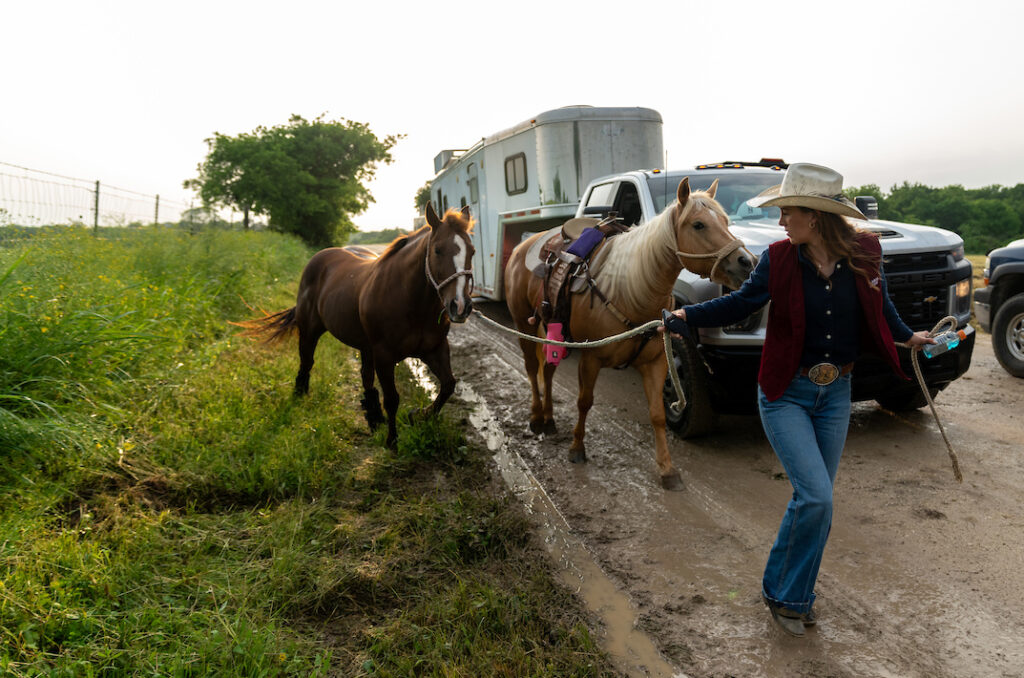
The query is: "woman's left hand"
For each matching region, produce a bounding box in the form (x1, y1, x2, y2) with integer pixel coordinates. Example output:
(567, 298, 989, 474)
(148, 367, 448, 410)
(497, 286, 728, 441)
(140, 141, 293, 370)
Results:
(905, 330, 937, 349)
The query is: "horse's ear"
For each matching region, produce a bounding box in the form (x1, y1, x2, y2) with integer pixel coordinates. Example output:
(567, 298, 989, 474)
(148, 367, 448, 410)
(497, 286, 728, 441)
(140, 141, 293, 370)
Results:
(676, 177, 691, 205)
(425, 201, 441, 229)
(707, 178, 719, 199)
(460, 205, 471, 220)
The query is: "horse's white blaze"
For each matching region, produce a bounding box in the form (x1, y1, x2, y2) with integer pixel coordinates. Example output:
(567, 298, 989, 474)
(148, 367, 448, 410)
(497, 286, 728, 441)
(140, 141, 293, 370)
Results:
(452, 236, 469, 313)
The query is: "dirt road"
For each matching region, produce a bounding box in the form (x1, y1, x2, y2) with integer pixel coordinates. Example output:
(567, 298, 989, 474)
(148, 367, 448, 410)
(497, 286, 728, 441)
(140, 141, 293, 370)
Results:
(446, 302, 1024, 678)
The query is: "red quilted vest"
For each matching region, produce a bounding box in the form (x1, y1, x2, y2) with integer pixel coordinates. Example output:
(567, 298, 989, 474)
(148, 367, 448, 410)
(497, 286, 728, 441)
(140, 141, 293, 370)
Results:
(759, 234, 908, 401)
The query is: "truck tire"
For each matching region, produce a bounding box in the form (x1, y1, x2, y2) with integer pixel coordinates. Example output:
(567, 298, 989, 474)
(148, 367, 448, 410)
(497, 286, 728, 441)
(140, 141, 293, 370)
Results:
(663, 334, 715, 438)
(876, 385, 941, 411)
(992, 293, 1024, 378)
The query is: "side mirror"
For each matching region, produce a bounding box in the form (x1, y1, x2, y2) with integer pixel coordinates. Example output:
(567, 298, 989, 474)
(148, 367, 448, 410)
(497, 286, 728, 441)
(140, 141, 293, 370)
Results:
(855, 196, 879, 220)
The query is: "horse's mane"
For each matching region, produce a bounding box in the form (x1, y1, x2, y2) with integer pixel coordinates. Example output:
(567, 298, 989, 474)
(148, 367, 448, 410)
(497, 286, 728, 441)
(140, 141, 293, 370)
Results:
(376, 209, 474, 263)
(593, 191, 726, 311)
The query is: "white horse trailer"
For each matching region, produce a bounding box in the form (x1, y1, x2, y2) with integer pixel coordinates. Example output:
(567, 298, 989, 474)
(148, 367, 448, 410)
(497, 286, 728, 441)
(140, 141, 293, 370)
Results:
(428, 106, 663, 300)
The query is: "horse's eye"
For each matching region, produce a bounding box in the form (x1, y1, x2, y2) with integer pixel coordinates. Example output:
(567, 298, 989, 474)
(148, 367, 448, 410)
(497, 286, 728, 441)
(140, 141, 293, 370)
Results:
(434, 246, 441, 255)
(693, 221, 706, 231)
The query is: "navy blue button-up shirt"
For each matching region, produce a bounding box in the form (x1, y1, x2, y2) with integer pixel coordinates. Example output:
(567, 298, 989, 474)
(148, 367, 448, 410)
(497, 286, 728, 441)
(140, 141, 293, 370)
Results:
(684, 245, 913, 368)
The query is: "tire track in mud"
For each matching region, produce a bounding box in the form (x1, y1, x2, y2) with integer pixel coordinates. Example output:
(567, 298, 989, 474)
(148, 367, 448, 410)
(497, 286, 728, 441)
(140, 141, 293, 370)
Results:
(434, 304, 1024, 678)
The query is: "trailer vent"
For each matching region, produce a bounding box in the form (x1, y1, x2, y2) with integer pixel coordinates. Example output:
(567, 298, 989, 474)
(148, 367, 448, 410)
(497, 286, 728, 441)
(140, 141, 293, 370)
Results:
(434, 150, 462, 174)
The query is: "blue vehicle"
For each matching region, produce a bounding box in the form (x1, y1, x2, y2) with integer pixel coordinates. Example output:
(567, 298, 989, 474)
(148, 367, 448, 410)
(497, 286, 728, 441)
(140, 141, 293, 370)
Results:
(974, 238, 1024, 377)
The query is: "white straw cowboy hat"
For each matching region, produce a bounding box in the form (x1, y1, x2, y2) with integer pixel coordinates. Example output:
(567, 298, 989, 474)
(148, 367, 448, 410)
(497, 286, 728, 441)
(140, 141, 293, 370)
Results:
(747, 162, 866, 220)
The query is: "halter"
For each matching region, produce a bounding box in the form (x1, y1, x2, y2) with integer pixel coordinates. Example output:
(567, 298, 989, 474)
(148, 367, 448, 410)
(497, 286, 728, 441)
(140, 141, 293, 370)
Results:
(676, 238, 746, 283)
(424, 243, 474, 307)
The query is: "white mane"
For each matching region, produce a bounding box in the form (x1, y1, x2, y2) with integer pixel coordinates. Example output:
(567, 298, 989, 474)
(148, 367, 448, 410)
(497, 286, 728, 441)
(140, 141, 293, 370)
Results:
(591, 193, 719, 311)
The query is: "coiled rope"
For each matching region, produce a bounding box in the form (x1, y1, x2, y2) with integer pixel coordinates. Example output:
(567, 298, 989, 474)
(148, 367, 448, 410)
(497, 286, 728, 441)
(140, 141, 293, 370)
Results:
(896, 315, 963, 483)
(471, 309, 962, 483)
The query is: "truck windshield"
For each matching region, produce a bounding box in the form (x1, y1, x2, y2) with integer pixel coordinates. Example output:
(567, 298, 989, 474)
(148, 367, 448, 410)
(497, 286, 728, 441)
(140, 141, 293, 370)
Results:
(646, 172, 783, 221)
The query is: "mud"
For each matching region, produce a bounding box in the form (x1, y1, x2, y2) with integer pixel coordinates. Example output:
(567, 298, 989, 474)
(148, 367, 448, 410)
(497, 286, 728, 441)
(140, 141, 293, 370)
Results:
(439, 302, 1024, 678)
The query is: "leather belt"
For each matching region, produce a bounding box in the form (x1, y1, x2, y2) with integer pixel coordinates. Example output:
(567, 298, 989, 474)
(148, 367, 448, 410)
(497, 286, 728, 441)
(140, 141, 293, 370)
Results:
(800, 362, 854, 386)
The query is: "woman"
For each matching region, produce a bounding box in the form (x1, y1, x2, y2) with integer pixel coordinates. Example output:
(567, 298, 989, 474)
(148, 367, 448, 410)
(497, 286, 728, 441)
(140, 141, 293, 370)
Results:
(665, 163, 934, 637)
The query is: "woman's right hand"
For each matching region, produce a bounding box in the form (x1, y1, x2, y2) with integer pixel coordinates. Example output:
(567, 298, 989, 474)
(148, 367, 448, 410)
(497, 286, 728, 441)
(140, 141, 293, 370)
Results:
(660, 308, 689, 338)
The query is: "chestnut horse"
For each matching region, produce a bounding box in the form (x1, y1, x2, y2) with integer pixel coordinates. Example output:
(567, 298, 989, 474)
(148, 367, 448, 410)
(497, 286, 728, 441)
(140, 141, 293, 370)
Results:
(504, 178, 754, 488)
(241, 203, 475, 447)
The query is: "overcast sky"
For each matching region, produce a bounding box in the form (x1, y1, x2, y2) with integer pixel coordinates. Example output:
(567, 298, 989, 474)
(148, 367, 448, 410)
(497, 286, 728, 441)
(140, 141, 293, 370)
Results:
(4, 0, 1023, 230)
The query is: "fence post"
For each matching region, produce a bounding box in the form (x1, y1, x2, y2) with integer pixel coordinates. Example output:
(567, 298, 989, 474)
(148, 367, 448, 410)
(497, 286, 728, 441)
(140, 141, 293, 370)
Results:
(154, 194, 160, 226)
(93, 180, 100, 234)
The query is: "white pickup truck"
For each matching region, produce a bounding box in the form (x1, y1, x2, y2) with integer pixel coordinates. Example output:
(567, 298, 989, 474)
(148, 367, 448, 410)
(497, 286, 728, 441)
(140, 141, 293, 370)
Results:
(574, 161, 975, 437)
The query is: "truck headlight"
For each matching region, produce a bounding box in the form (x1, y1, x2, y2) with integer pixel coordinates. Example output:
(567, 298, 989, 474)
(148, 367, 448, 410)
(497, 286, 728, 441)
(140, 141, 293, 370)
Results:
(950, 278, 971, 316)
(950, 244, 965, 262)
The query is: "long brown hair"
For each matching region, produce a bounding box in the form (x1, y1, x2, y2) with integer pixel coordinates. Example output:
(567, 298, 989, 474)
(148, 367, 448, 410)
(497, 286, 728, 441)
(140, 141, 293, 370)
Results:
(804, 208, 881, 289)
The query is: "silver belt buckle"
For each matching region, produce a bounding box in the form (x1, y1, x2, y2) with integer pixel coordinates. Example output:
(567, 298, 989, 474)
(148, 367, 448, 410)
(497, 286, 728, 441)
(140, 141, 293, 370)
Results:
(807, 362, 840, 386)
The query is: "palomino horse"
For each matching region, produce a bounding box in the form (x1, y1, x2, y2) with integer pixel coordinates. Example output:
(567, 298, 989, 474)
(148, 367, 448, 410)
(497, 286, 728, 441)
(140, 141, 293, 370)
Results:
(504, 178, 754, 489)
(241, 203, 475, 447)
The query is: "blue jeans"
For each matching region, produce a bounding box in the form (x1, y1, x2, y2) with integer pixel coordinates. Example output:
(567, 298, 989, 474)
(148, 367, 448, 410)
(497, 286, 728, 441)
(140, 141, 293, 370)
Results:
(758, 372, 852, 615)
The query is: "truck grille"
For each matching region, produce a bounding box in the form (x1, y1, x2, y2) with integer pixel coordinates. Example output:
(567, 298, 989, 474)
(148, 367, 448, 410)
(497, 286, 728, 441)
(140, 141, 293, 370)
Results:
(882, 251, 950, 272)
(882, 251, 956, 330)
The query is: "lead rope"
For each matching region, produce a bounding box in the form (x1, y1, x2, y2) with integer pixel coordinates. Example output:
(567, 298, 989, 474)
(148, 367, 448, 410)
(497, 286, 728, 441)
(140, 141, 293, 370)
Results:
(895, 315, 963, 483)
(471, 310, 687, 408)
(473, 308, 961, 482)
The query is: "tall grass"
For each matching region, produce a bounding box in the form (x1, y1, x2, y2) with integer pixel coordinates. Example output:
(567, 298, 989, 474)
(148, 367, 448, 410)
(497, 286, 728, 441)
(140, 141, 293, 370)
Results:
(0, 226, 613, 676)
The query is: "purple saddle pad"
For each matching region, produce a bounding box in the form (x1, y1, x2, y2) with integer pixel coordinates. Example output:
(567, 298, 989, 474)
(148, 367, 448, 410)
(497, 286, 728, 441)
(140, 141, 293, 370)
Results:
(565, 227, 605, 259)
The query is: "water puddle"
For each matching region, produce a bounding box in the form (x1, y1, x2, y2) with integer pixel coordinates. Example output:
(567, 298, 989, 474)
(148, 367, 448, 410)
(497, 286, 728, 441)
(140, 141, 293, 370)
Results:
(407, 359, 687, 678)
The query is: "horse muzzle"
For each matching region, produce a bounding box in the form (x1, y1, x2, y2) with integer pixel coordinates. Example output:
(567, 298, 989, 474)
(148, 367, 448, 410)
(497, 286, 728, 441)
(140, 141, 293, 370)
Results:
(447, 298, 473, 323)
(716, 248, 757, 289)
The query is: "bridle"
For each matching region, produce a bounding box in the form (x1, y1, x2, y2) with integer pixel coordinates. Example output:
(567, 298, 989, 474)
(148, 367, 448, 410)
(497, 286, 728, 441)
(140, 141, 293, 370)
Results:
(424, 236, 474, 307)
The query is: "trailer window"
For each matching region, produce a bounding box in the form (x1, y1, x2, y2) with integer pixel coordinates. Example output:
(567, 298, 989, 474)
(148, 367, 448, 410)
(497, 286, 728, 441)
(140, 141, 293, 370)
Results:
(467, 163, 479, 203)
(505, 153, 527, 195)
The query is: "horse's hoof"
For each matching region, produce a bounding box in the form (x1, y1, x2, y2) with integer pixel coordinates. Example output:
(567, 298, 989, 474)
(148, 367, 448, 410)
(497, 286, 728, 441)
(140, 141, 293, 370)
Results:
(661, 472, 684, 491)
(529, 419, 545, 435)
(385, 434, 398, 451)
(568, 448, 587, 464)
(542, 420, 557, 435)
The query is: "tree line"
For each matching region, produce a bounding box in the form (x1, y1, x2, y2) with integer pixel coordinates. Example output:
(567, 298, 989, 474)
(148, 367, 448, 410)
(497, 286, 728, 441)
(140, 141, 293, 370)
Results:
(846, 182, 1024, 254)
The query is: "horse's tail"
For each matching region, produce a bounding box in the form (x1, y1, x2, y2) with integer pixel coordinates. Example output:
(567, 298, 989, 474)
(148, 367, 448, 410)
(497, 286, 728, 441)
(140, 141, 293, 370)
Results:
(231, 307, 298, 344)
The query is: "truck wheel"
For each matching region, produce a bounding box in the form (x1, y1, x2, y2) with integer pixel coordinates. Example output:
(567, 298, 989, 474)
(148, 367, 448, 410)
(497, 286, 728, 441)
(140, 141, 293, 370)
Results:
(663, 334, 715, 438)
(876, 385, 941, 411)
(992, 293, 1024, 378)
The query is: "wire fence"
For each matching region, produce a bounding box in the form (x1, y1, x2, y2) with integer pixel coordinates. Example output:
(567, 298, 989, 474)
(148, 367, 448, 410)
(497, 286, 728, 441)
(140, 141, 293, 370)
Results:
(0, 161, 196, 228)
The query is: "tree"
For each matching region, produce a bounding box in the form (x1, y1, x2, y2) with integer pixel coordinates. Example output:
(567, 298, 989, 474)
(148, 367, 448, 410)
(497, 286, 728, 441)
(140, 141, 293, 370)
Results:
(414, 181, 433, 214)
(961, 199, 1022, 254)
(185, 114, 400, 248)
(845, 183, 884, 204)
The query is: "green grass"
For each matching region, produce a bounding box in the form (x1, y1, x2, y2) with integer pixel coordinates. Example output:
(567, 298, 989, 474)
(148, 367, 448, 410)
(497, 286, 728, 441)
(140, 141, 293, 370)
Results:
(0, 225, 614, 677)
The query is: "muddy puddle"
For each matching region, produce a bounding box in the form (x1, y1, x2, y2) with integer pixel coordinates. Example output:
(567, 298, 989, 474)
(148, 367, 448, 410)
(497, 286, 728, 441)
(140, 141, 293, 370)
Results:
(409, 359, 687, 677)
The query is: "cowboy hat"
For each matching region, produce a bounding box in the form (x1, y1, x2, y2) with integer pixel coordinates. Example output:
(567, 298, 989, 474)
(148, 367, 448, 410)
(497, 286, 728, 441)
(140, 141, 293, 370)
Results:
(746, 162, 866, 220)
